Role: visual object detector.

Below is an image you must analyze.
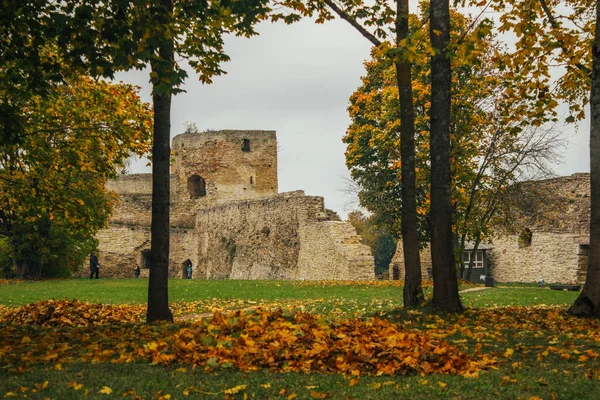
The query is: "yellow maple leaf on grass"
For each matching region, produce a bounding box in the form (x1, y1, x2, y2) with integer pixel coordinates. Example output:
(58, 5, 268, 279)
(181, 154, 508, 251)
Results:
(503, 348, 514, 358)
(68, 382, 83, 390)
(99, 386, 113, 395)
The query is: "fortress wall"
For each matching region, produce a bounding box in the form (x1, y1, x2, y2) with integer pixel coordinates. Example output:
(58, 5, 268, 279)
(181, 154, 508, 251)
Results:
(297, 221, 374, 280)
(389, 173, 590, 283)
(93, 225, 198, 279)
(95, 129, 375, 280)
(489, 233, 581, 284)
(195, 191, 374, 280)
(389, 233, 581, 284)
(108, 194, 153, 227)
(389, 242, 432, 281)
(106, 174, 153, 195)
(195, 191, 318, 279)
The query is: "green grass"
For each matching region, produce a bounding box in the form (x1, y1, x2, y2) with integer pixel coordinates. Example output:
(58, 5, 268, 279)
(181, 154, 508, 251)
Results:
(461, 287, 579, 308)
(1, 362, 599, 399)
(0, 279, 404, 306)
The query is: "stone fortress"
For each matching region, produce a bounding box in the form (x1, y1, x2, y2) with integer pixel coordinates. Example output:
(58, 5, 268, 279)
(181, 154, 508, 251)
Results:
(97, 130, 375, 280)
(390, 173, 591, 284)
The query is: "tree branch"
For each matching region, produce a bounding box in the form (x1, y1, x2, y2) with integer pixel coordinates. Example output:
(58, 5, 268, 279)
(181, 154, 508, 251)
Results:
(323, 0, 382, 47)
(538, 0, 591, 75)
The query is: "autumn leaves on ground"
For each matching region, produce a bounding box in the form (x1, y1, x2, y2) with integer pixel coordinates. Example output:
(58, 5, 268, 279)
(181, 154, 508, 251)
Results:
(1, 279, 599, 399)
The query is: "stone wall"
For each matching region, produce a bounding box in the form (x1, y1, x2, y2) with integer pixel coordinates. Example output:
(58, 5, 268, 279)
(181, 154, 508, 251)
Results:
(297, 222, 374, 280)
(195, 191, 374, 280)
(389, 241, 432, 281)
(93, 224, 198, 279)
(106, 174, 152, 195)
(388, 173, 590, 283)
(488, 233, 581, 284)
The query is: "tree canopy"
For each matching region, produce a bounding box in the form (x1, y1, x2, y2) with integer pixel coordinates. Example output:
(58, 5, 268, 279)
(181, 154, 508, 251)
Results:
(0, 76, 152, 278)
(344, 9, 564, 255)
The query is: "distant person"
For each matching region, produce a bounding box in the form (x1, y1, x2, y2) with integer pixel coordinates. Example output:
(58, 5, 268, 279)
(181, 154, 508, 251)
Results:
(134, 265, 141, 279)
(89, 252, 100, 279)
(184, 259, 193, 279)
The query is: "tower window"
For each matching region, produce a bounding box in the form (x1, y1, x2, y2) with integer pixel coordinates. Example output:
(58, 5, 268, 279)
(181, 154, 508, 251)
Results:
(242, 138, 251, 152)
(188, 175, 207, 198)
(250, 176, 254, 184)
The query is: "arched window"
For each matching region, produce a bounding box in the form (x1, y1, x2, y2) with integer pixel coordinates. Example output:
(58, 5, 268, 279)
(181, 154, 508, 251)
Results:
(188, 175, 207, 198)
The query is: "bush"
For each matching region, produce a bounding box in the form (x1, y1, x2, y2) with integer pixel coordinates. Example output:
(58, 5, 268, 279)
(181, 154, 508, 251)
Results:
(0, 236, 16, 278)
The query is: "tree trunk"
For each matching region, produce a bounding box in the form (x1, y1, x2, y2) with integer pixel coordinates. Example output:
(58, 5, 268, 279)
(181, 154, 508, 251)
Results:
(146, 0, 174, 323)
(568, 0, 600, 317)
(429, 0, 463, 312)
(395, 0, 423, 307)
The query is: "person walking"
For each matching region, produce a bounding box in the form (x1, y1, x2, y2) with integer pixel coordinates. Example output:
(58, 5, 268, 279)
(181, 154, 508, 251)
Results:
(89, 252, 100, 279)
(134, 265, 141, 279)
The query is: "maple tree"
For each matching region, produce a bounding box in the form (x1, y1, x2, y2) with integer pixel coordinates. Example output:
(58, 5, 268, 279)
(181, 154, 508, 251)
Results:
(0, 76, 152, 279)
(1, 0, 272, 321)
(429, 0, 462, 311)
(570, 0, 600, 317)
(345, 8, 567, 282)
(0, 2, 69, 147)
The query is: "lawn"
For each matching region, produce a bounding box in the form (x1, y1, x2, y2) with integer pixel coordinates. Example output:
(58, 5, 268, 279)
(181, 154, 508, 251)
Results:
(1, 279, 599, 399)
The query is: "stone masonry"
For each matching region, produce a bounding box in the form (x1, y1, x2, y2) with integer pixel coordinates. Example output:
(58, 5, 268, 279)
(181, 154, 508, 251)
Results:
(389, 173, 590, 284)
(94, 130, 374, 280)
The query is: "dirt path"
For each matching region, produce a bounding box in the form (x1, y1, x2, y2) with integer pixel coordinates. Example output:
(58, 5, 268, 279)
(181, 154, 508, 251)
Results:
(459, 286, 492, 293)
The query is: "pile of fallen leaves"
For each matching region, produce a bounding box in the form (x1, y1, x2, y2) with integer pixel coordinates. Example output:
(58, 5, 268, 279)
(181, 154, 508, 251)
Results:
(0, 300, 493, 377)
(4, 299, 600, 381)
(0, 279, 20, 286)
(0, 299, 144, 326)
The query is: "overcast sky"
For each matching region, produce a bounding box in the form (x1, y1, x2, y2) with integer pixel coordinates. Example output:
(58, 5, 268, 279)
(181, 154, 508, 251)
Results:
(116, 17, 589, 219)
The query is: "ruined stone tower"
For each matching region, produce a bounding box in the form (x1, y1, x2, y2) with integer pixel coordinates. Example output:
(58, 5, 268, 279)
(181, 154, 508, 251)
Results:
(171, 130, 278, 207)
(96, 129, 375, 280)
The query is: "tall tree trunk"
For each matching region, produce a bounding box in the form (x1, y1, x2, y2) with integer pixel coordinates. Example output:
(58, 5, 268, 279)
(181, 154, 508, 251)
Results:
(146, 0, 174, 323)
(395, 0, 423, 307)
(569, 0, 600, 317)
(429, 0, 463, 312)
